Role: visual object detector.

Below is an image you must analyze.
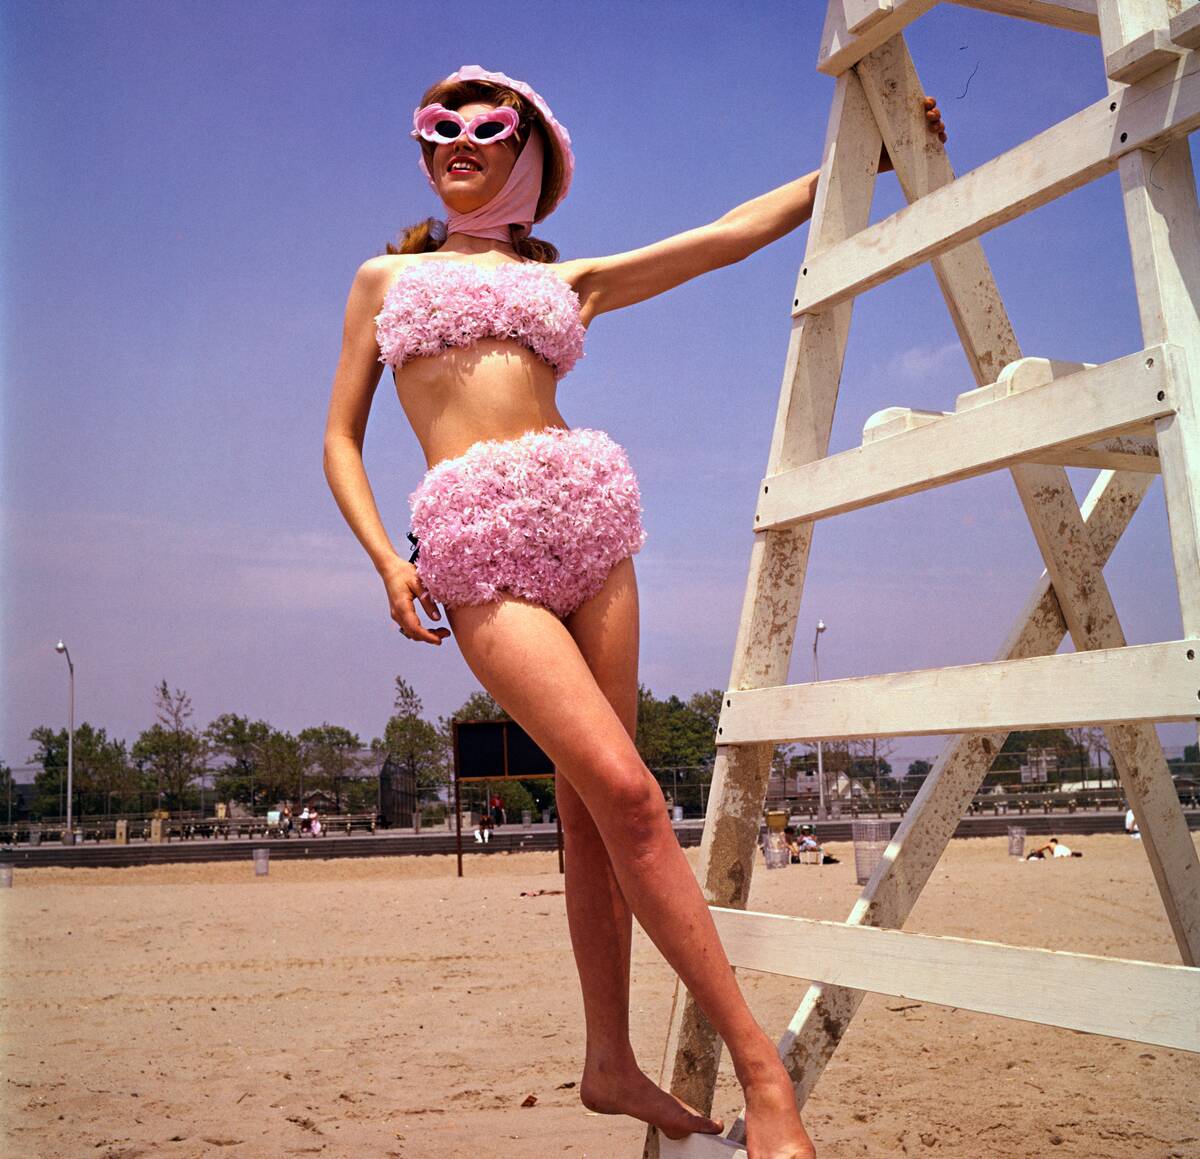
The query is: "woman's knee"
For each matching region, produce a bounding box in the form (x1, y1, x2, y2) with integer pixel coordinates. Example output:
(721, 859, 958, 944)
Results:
(574, 763, 668, 843)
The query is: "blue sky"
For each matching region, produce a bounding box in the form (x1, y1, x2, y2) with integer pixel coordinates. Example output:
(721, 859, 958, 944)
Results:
(3, 0, 1196, 772)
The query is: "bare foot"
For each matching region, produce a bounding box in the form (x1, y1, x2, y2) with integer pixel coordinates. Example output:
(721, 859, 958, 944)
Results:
(743, 1071, 816, 1159)
(580, 1058, 725, 1140)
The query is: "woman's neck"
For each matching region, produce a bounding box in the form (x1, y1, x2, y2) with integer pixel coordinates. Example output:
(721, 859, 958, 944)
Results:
(439, 231, 520, 258)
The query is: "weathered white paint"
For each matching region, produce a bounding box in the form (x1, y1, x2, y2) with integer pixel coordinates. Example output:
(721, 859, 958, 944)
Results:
(718, 640, 1200, 743)
(711, 907, 1200, 1051)
(948, 0, 1099, 33)
(754, 345, 1178, 527)
(818, 0, 938, 77)
(793, 51, 1200, 315)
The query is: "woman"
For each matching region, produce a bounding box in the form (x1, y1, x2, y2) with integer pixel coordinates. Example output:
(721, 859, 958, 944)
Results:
(324, 64, 945, 1157)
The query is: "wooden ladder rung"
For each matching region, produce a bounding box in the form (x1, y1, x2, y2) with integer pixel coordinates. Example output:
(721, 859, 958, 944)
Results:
(754, 345, 1179, 529)
(709, 907, 1200, 1051)
(717, 640, 1200, 744)
(660, 1135, 746, 1159)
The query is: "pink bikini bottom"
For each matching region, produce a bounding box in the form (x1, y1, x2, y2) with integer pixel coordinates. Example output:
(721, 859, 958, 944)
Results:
(407, 426, 647, 619)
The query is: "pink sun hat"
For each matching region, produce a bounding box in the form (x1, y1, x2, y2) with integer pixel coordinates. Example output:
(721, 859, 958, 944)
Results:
(413, 64, 575, 220)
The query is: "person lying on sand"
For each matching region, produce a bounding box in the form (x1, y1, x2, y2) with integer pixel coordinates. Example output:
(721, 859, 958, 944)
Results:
(1025, 837, 1082, 860)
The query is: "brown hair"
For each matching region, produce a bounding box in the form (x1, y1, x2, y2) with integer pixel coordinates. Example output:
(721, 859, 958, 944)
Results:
(387, 78, 562, 263)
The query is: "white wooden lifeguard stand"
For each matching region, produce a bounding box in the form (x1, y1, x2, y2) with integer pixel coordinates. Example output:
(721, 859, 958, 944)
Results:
(650, 2, 1200, 1155)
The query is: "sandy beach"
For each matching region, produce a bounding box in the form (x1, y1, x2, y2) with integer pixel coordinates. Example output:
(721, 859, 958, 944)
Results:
(3, 833, 1198, 1158)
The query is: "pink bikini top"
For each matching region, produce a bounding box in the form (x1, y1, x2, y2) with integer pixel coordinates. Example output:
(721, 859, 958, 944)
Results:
(375, 258, 586, 380)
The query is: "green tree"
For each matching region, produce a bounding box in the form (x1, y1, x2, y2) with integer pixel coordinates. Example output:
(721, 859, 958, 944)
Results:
(447, 689, 509, 723)
(204, 714, 272, 808)
(907, 758, 933, 782)
(253, 728, 304, 810)
(29, 723, 134, 818)
(376, 677, 449, 794)
(637, 684, 720, 770)
(490, 779, 537, 819)
(298, 724, 362, 811)
(0, 761, 14, 823)
(131, 681, 207, 811)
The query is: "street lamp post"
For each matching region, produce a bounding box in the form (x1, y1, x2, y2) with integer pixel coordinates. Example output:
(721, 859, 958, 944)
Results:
(813, 620, 827, 822)
(54, 641, 75, 842)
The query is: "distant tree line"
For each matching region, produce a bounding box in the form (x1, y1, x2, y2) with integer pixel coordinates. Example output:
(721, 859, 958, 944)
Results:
(13, 677, 730, 821)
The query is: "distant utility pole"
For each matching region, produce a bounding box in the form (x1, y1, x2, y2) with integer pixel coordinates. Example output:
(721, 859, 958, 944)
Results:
(55, 641, 75, 841)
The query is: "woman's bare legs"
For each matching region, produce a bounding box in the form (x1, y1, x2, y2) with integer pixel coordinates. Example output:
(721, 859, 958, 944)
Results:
(555, 557, 722, 1138)
(445, 566, 815, 1159)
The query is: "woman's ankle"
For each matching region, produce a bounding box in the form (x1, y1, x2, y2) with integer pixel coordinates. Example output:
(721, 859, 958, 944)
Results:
(583, 1042, 640, 1074)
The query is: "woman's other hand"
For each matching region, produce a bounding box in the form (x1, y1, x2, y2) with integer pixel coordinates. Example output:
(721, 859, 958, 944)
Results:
(879, 94, 946, 173)
(381, 558, 451, 645)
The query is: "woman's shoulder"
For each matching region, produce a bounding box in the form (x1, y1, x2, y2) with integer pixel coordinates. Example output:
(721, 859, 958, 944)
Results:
(357, 253, 450, 314)
(351, 253, 410, 299)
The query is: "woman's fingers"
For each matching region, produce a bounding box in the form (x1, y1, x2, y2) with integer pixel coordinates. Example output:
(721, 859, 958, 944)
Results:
(381, 565, 450, 645)
(393, 593, 451, 645)
(924, 94, 947, 142)
(417, 587, 443, 623)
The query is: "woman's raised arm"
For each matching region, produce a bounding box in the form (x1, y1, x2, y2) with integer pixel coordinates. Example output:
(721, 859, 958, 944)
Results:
(568, 94, 945, 323)
(567, 170, 820, 323)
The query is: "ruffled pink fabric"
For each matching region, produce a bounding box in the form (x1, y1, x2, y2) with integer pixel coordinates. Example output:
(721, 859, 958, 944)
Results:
(375, 260, 586, 379)
(408, 426, 647, 618)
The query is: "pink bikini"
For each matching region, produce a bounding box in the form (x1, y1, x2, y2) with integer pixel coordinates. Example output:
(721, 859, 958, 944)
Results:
(375, 258, 586, 379)
(377, 258, 647, 619)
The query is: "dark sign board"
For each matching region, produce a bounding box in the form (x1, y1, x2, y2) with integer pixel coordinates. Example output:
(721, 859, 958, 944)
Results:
(453, 719, 554, 782)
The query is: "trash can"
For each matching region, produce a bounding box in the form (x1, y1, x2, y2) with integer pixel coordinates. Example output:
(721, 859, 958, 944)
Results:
(763, 810, 790, 870)
(115, 819, 129, 845)
(0, 864, 12, 889)
(28, 826, 41, 847)
(522, 810, 532, 829)
(253, 848, 270, 876)
(542, 809, 551, 824)
(1007, 826, 1026, 858)
(851, 819, 891, 885)
(672, 805, 683, 822)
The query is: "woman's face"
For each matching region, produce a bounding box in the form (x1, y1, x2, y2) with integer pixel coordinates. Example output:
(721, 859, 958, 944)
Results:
(430, 101, 523, 215)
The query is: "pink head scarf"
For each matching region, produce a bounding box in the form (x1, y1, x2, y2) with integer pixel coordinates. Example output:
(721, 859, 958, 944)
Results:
(414, 65, 575, 244)
(424, 128, 544, 243)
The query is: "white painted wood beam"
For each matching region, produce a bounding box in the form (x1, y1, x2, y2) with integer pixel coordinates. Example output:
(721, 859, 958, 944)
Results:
(818, 0, 940, 77)
(1171, 2, 1200, 49)
(1037, 432, 1160, 470)
(711, 908, 1200, 1051)
(660, 1135, 746, 1159)
(793, 51, 1200, 317)
(754, 344, 1178, 529)
(717, 640, 1200, 743)
(948, 0, 1099, 33)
